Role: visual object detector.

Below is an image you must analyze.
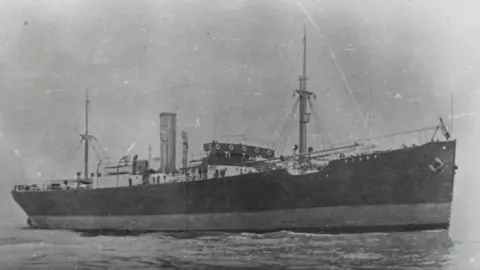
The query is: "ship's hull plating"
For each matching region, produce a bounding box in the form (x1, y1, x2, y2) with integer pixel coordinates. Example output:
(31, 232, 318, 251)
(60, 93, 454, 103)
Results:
(12, 140, 457, 233)
(27, 203, 450, 233)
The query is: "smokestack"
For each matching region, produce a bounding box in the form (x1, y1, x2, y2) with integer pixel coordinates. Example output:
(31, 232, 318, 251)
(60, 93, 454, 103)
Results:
(181, 130, 188, 173)
(159, 112, 177, 173)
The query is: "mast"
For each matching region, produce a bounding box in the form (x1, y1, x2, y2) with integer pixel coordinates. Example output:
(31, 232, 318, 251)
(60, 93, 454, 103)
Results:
(84, 89, 89, 180)
(295, 26, 312, 156)
(79, 88, 94, 183)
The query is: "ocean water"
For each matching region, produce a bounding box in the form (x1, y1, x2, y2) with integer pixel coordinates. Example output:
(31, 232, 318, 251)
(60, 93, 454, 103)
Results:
(0, 225, 478, 270)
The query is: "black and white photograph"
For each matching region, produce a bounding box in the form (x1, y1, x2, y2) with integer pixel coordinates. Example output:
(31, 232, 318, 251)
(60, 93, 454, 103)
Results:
(0, 0, 478, 269)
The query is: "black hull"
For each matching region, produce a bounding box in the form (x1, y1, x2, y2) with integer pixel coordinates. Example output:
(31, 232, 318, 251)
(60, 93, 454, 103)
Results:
(12, 140, 457, 233)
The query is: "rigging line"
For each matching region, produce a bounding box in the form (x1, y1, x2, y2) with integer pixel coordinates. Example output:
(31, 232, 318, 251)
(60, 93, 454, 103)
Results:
(332, 125, 439, 146)
(316, 110, 349, 142)
(272, 120, 290, 151)
(269, 84, 293, 136)
(274, 108, 296, 148)
(273, 99, 299, 151)
(272, 99, 298, 150)
(307, 98, 332, 143)
(307, 99, 324, 131)
(282, 101, 300, 146)
(269, 40, 302, 135)
(308, 101, 333, 149)
(50, 110, 82, 136)
(92, 136, 109, 158)
(89, 96, 102, 138)
(278, 116, 297, 153)
(72, 106, 83, 134)
(316, 117, 333, 147)
(60, 140, 83, 168)
(308, 96, 340, 141)
(319, 124, 332, 148)
(63, 104, 83, 136)
(310, 112, 328, 149)
(90, 141, 103, 164)
(275, 118, 293, 152)
(90, 139, 101, 159)
(308, 108, 325, 147)
(273, 125, 288, 151)
(85, 101, 107, 158)
(296, 0, 367, 129)
(311, 120, 331, 146)
(276, 100, 300, 153)
(308, 99, 344, 140)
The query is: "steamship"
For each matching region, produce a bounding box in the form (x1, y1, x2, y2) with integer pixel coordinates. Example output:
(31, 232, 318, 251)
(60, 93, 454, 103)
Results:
(11, 29, 457, 234)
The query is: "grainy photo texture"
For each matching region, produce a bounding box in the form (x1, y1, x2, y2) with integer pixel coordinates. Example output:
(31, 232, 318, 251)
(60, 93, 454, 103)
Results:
(0, 0, 479, 269)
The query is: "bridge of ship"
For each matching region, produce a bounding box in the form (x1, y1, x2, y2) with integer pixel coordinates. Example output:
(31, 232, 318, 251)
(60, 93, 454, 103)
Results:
(202, 141, 276, 166)
(149, 141, 282, 184)
(148, 141, 370, 184)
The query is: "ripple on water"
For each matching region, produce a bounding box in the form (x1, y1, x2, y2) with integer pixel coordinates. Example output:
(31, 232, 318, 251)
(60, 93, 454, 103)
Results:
(0, 228, 460, 269)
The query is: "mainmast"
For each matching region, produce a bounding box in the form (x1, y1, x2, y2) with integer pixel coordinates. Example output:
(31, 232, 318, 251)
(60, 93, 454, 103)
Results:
(295, 26, 313, 156)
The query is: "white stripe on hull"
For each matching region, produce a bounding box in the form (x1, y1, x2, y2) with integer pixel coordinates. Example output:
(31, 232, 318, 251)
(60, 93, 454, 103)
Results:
(29, 203, 451, 231)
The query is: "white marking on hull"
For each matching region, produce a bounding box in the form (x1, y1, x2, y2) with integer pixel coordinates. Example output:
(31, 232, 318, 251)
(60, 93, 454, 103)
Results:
(30, 203, 451, 231)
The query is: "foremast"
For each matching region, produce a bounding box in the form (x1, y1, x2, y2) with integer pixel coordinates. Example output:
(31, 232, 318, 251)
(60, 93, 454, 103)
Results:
(295, 26, 313, 157)
(79, 89, 94, 183)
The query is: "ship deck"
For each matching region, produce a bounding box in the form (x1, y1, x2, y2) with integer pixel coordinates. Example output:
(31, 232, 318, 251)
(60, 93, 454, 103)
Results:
(13, 138, 454, 193)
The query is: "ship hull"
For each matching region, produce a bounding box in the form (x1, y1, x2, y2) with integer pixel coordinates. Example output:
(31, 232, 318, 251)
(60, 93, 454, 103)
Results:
(12, 140, 457, 234)
(26, 202, 450, 234)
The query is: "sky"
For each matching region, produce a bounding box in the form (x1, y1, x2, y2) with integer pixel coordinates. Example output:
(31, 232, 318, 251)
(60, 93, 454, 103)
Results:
(0, 0, 479, 239)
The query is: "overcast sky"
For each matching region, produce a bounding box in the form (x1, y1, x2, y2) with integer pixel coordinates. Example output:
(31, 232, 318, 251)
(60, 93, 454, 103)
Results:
(0, 0, 479, 239)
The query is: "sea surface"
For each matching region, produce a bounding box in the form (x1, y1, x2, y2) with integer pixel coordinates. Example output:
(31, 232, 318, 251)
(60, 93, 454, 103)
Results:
(0, 225, 478, 270)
